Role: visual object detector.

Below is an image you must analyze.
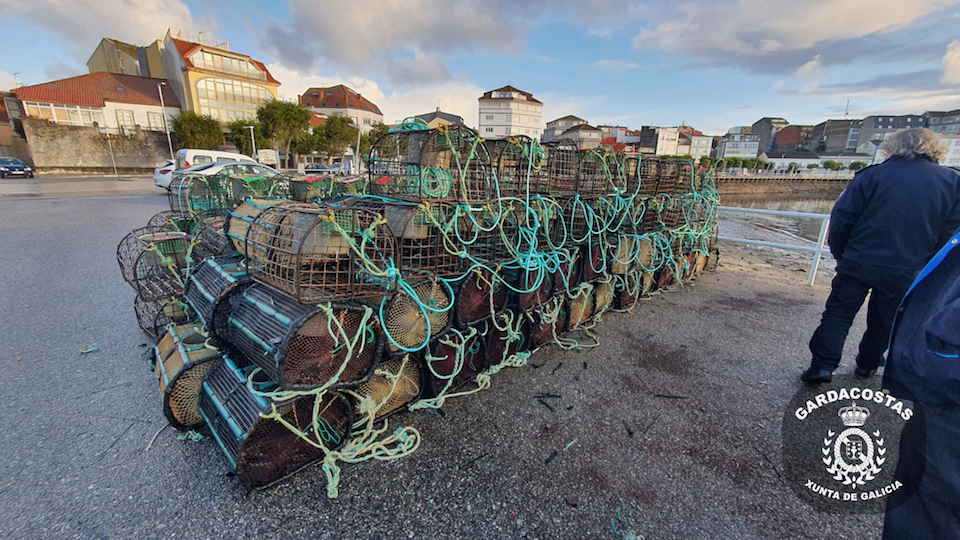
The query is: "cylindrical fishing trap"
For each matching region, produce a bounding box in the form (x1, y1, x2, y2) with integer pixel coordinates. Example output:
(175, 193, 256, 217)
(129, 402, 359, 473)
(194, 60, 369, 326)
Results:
(196, 216, 236, 257)
(168, 174, 234, 221)
(592, 278, 616, 317)
(382, 277, 452, 357)
(454, 267, 507, 328)
(117, 225, 175, 285)
(567, 284, 595, 329)
(480, 311, 530, 368)
(183, 255, 250, 327)
(245, 202, 397, 303)
(577, 147, 616, 197)
(514, 262, 553, 312)
(134, 296, 194, 341)
(541, 140, 580, 196)
(224, 198, 285, 254)
(424, 327, 487, 398)
(494, 135, 545, 198)
(528, 295, 569, 349)
(636, 157, 661, 198)
(199, 356, 353, 490)
(354, 355, 423, 421)
(154, 322, 222, 430)
(224, 283, 382, 390)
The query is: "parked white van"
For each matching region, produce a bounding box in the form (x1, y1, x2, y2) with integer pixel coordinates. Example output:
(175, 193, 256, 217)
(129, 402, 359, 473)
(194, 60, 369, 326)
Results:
(157, 149, 258, 188)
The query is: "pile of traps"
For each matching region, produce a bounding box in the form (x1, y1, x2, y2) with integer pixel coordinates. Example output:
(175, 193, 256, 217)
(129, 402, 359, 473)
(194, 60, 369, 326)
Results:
(117, 122, 720, 497)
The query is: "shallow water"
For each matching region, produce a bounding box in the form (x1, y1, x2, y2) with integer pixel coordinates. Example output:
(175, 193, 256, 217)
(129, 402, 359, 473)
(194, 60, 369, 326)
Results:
(718, 191, 843, 243)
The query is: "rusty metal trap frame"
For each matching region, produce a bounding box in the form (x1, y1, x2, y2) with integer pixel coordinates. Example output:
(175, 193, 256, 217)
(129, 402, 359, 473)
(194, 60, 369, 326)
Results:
(478, 310, 530, 368)
(344, 197, 466, 279)
(134, 295, 194, 341)
(368, 125, 494, 204)
(199, 355, 353, 490)
(540, 139, 580, 196)
(592, 277, 616, 317)
(492, 135, 546, 198)
(183, 255, 250, 327)
(526, 295, 570, 349)
(154, 322, 222, 430)
(576, 146, 620, 197)
(244, 202, 398, 304)
(223, 282, 383, 391)
(354, 355, 425, 421)
(118, 226, 177, 285)
(635, 157, 661, 198)
(117, 228, 199, 302)
(225, 171, 288, 203)
(147, 210, 196, 234)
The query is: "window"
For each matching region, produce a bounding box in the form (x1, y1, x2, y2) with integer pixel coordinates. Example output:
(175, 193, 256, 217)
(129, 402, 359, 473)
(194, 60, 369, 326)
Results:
(334, 103, 340, 107)
(24, 101, 104, 126)
(116, 109, 135, 130)
(312, 92, 319, 97)
(349, 104, 355, 108)
(217, 157, 235, 162)
(504, 127, 512, 134)
(504, 115, 512, 122)
(196, 78, 271, 121)
(326, 92, 333, 96)
(363, 118, 371, 125)
(147, 112, 164, 130)
(193, 155, 213, 165)
(485, 127, 493, 133)
(485, 115, 494, 120)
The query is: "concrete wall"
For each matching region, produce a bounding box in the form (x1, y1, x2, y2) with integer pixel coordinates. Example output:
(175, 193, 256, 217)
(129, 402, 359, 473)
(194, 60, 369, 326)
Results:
(22, 118, 169, 174)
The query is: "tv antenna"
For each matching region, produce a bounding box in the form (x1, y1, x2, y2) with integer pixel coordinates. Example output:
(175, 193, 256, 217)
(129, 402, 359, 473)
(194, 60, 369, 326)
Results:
(844, 100, 850, 119)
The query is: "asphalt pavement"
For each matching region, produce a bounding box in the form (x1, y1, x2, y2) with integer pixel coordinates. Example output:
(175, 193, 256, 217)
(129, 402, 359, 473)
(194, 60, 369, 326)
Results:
(0, 193, 882, 539)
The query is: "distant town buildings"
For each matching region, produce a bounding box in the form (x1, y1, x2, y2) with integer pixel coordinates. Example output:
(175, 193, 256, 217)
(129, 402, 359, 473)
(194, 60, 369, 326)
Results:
(412, 108, 464, 129)
(542, 115, 586, 143)
(923, 109, 960, 136)
(810, 119, 862, 154)
(751, 117, 789, 155)
(299, 85, 383, 134)
(559, 123, 603, 150)
(771, 125, 813, 153)
(940, 136, 960, 166)
(856, 114, 924, 148)
(478, 86, 543, 139)
(679, 131, 712, 158)
(639, 126, 680, 156)
(717, 130, 761, 159)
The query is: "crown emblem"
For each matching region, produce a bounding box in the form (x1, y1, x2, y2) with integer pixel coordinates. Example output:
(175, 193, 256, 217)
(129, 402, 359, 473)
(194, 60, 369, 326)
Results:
(838, 402, 870, 427)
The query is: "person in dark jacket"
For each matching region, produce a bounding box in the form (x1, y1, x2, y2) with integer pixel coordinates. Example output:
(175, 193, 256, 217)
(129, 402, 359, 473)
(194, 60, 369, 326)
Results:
(881, 231, 960, 539)
(801, 128, 960, 383)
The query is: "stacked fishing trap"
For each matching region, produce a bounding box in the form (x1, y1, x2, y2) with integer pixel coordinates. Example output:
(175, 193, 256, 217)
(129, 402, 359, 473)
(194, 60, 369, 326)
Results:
(117, 121, 720, 496)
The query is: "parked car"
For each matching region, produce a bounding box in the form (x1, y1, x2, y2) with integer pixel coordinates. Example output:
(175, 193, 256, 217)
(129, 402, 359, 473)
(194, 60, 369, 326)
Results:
(0, 158, 34, 178)
(155, 150, 260, 189)
(304, 163, 340, 174)
(166, 161, 280, 189)
(153, 159, 174, 188)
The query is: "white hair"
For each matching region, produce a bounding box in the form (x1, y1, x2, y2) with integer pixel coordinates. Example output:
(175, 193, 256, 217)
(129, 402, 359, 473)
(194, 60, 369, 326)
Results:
(880, 128, 947, 161)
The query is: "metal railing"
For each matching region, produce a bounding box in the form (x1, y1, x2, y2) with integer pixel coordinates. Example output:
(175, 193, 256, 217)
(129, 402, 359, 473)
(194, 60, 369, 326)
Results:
(716, 206, 831, 286)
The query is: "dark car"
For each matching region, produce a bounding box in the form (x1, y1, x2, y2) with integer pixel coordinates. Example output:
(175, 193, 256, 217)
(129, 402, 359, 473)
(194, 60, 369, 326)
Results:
(0, 158, 34, 178)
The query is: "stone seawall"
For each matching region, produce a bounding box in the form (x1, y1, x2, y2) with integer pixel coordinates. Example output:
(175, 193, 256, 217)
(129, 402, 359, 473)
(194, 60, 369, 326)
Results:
(22, 119, 169, 174)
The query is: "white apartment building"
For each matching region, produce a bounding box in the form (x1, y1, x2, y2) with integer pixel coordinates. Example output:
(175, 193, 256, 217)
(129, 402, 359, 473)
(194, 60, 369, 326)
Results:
(543, 115, 586, 143)
(478, 86, 543, 139)
(299, 85, 383, 135)
(679, 133, 713, 158)
(937, 135, 960, 166)
(717, 132, 761, 158)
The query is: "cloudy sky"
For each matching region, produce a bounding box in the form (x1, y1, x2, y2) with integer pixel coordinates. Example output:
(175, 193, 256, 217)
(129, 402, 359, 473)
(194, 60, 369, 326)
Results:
(2, 0, 960, 134)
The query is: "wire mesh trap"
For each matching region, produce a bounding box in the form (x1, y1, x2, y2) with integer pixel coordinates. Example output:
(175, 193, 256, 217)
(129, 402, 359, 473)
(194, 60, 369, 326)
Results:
(244, 202, 397, 303)
(636, 157, 660, 198)
(125, 231, 196, 302)
(577, 146, 617, 197)
(613, 269, 644, 312)
(196, 216, 235, 256)
(541, 139, 580, 196)
(199, 355, 353, 490)
(592, 278, 616, 317)
(134, 296, 194, 341)
(480, 311, 529, 368)
(183, 255, 250, 327)
(567, 284, 595, 329)
(167, 174, 234, 221)
(154, 322, 222, 430)
(454, 267, 507, 328)
(224, 283, 382, 390)
(581, 243, 608, 283)
(382, 277, 452, 357)
(117, 226, 177, 286)
(515, 263, 553, 312)
(424, 327, 487, 398)
(368, 126, 494, 204)
(354, 355, 423, 421)
(494, 135, 544, 198)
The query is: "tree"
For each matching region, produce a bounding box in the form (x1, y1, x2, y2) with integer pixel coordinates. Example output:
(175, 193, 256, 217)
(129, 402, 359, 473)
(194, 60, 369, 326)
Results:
(257, 100, 312, 169)
(367, 122, 390, 146)
(225, 119, 271, 158)
(725, 157, 743, 170)
(170, 111, 222, 150)
(788, 162, 800, 173)
(822, 160, 843, 171)
(807, 163, 821, 170)
(850, 161, 868, 172)
(698, 155, 713, 169)
(316, 115, 358, 166)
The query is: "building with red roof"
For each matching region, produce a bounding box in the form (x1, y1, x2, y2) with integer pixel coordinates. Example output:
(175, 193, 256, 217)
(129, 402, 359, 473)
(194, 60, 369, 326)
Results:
(13, 72, 180, 134)
(161, 28, 279, 123)
(299, 85, 382, 134)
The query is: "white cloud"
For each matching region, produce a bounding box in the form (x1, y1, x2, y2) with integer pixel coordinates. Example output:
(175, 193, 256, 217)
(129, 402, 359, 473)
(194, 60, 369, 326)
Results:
(795, 55, 823, 78)
(632, 0, 960, 68)
(594, 59, 641, 71)
(0, 71, 18, 92)
(794, 55, 828, 93)
(0, 0, 207, 59)
(587, 28, 614, 38)
(385, 50, 452, 87)
(772, 80, 786, 90)
(261, 0, 545, 75)
(266, 63, 484, 128)
(942, 40, 960, 85)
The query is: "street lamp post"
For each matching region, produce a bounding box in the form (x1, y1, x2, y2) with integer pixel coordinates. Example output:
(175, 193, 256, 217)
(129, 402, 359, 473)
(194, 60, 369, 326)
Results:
(244, 125, 257, 161)
(157, 81, 174, 161)
(349, 121, 361, 174)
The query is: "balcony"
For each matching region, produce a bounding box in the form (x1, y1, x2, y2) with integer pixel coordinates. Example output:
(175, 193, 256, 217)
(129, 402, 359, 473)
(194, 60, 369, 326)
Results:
(192, 59, 267, 80)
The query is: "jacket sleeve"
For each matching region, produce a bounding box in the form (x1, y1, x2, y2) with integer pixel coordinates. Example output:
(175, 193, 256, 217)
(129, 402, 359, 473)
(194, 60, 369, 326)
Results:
(827, 175, 867, 260)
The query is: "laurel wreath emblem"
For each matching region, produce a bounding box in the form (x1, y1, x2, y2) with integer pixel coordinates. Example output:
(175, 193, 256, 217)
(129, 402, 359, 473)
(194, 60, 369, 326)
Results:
(822, 428, 885, 486)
